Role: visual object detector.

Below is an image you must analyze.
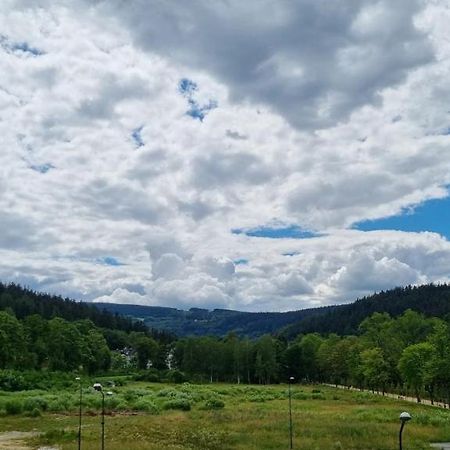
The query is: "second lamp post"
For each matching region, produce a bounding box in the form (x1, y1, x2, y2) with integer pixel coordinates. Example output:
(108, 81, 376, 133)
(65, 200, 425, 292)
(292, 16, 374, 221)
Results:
(288, 376, 294, 449)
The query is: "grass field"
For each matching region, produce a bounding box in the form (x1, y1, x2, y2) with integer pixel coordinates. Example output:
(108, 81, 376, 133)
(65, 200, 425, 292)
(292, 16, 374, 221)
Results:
(0, 382, 449, 449)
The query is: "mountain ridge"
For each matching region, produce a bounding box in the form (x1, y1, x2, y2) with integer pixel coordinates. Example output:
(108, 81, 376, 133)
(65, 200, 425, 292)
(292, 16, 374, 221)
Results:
(94, 283, 450, 338)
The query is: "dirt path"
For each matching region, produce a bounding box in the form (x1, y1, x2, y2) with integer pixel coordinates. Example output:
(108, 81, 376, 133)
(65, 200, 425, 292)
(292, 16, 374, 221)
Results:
(325, 384, 449, 409)
(0, 432, 59, 450)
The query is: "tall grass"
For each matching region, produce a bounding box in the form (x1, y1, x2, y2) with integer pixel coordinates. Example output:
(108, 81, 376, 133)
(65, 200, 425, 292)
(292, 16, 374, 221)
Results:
(0, 383, 448, 449)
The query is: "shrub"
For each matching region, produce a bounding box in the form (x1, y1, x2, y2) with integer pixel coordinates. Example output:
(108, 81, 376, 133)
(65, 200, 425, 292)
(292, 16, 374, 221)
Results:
(202, 398, 225, 410)
(23, 397, 49, 412)
(5, 399, 23, 415)
(168, 370, 186, 384)
(116, 402, 129, 411)
(248, 395, 266, 403)
(133, 369, 161, 383)
(47, 398, 71, 412)
(156, 388, 179, 398)
(311, 393, 326, 400)
(163, 399, 191, 411)
(133, 399, 160, 414)
(44, 429, 78, 442)
(123, 390, 139, 402)
(0, 372, 27, 391)
(26, 407, 42, 418)
(292, 392, 308, 400)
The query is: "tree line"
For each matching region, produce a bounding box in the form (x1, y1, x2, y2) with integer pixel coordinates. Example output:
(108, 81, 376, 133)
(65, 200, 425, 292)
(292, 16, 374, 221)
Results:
(0, 282, 449, 407)
(171, 310, 450, 406)
(281, 283, 450, 338)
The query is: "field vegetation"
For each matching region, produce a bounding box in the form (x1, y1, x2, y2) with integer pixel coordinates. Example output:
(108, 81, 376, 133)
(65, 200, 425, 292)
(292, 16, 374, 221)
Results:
(0, 381, 449, 449)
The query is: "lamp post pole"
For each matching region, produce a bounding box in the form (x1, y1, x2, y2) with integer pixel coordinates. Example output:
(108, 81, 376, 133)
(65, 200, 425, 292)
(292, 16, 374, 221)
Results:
(399, 412, 411, 450)
(94, 383, 105, 450)
(76, 377, 82, 450)
(289, 376, 294, 449)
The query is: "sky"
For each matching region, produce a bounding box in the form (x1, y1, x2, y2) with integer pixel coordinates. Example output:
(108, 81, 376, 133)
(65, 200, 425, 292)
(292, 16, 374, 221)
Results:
(1, 0, 450, 312)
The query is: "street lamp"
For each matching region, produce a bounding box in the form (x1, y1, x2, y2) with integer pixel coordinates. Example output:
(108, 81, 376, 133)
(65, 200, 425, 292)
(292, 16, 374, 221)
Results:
(288, 376, 294, 449)
(399, 412, 411, 450)
(93, 383, 105, 450)
(76, 377, 82, 450)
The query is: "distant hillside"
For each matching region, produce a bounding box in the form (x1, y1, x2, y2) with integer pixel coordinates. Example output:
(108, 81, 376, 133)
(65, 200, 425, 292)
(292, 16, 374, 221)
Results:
(3, 281, 450, 340)
(94, 302, 330, 338)
(279, 284, 450, 339)
(0, 282, 149, 334)
(97, 284, 450, 338)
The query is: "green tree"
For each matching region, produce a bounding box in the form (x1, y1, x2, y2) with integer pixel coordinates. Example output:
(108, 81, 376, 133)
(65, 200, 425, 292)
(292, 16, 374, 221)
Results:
(130, 333, 159, 370)
(254, 335, 278, 384)
(398, 342, 433, 402)
(0, 311, 28, 368)
(47, 318, 84, 371)
(426, 321, 450, 405)
(298, 333, 324, 382)
(360, 347, 389, 393)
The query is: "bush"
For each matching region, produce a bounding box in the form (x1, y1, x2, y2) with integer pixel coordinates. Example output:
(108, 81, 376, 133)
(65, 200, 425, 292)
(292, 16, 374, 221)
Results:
(23, 397, 49, 412)
(133, 399, 160, 414)
(0, 370, 76, 391)
(168, 370, 186, 383)
(156, 388, 179, 398)
(248, 395, 266, 403)
(311, 393, 325, 400)
(163, 399, 191, 411)
(25, 407, 42, 417)
(202, 398, 225, 410)
(43, 429, 78, 442)
(0, 372, 27, 391)
(123, 390, 139, 402)
(47, 398, 72, 412)
(116, 401, 129, 411)
(292, 392, 308, 400)
(133, 369, 161, 383)
(5, 399, 23, 415)
(104, 396, 120, 410)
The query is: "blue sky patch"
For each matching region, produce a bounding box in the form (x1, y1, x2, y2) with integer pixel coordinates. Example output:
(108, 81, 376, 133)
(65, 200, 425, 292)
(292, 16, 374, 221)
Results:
(234, 258, 249, 265)
(178, 78, 217, 121)
(131, 126, 144, 148)
(354, 194, 450, 239)
(12, 41, 43, 56)
(186, 98, 217, 121)
(0, 36, 43, 56)
(232, 225, 319, 239)
(179, 78, 198, 95)
(30, 163, 54, 174)
(98, 257, 125, 266)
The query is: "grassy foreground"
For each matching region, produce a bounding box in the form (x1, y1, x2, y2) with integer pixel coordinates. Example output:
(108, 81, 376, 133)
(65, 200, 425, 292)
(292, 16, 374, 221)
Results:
(0, 382, 449, 449)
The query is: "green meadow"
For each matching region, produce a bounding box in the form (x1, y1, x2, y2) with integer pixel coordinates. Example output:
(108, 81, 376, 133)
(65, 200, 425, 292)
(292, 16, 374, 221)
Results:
(0, 382, 449, 449)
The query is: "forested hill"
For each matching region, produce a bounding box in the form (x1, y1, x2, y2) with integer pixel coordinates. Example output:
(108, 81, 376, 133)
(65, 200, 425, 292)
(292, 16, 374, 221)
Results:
(96, 284, 450, 338)
(2, 281, 450, 340)
(280, 284, 450, 339)
(95, 303, 328, 337)
(0, 282, 149, 334)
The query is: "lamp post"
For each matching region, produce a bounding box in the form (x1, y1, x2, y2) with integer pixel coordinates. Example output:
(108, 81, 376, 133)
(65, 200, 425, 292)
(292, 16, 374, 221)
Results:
(76, 377, 82, 450)
(93, 383, 105, 450)
(289, 376, 294, 449)
(399, 412, 411, 450)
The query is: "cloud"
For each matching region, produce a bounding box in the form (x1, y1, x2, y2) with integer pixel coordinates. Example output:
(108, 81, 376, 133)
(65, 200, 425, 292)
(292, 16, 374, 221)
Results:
(93, 288, 149, 305)
(192, 151, 272, 188)
(95, 0, 434, 130)
(152, 253, 186, 280)
(0, 0, 449, 313)
(329, 253, 422, 293)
